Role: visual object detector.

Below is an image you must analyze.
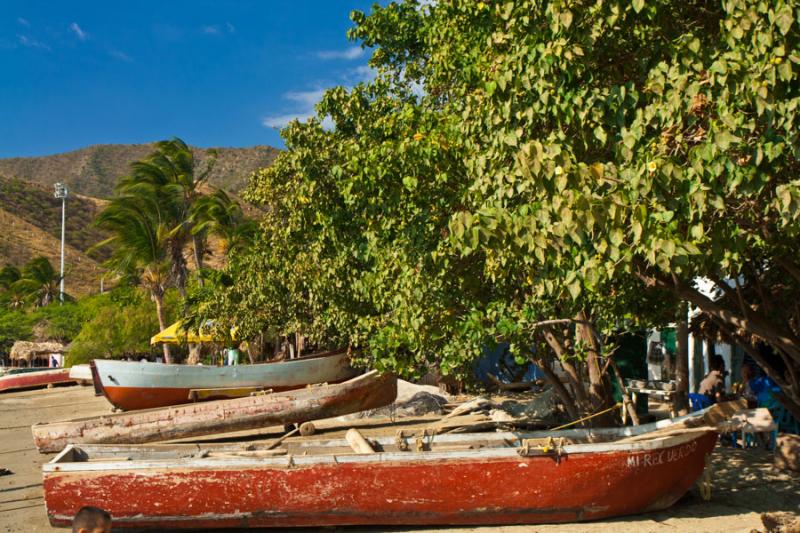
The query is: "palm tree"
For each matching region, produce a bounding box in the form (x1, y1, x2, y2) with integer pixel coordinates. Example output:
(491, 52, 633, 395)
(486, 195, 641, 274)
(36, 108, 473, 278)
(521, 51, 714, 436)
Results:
(119, 138, 217, 293)
(15, 257, 61, 307)
(190, 189, 257, 256)
(94, 194, 174, 363)
(0, 265, 21, 291)
(0, 265, 25, 309)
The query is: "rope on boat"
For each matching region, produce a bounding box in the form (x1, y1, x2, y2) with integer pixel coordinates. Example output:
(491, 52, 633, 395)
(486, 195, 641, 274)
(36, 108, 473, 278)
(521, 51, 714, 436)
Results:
(549, 402, 623, 431)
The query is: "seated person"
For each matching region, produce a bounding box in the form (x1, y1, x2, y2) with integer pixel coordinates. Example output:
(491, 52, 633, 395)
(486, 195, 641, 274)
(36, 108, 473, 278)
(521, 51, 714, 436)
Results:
(72, 506, 111, 533)
(698, 354, 728, 403)
(736, 362, 758, 407)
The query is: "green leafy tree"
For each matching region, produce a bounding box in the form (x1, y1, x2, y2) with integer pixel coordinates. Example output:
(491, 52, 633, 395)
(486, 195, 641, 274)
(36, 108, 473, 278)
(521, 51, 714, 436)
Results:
(68, 287, 178, 365)
(0, 310, 33, 360)
(349, 0, 800, 416)
(193, 0, 800, 418)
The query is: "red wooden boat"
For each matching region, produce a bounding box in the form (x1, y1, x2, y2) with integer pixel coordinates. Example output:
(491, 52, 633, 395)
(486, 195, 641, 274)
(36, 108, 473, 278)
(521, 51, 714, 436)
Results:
(31, 370, 396, 453)
(91, 349, 358, 410)
(42, 410, 723, 528)
(0, 367, 75, 393)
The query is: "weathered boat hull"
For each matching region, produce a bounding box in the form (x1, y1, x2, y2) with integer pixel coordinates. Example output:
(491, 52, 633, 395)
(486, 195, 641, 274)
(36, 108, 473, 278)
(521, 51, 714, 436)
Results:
(42, 430, 717, 528)
(0, 368, 75, 393)
(93, 350, 357, 410)
(31, 371, 396, 453)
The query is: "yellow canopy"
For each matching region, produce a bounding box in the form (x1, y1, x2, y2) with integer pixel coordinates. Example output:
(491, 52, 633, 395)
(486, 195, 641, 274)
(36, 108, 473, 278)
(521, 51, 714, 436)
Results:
(150, 321, 236, 345)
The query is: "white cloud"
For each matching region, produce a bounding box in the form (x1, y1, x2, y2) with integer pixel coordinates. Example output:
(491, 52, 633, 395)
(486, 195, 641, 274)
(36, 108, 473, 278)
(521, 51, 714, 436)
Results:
(262, 89, 330, 129)
(201, 25, 220, 35)
(109, 49, 133, 62)
(225, 22, 236, 34)
(69, 22, 87, 41)
(348, 65, 376, 83)
(262, 112, 313, 129)
(285, 89, 327, 107)
(17, 17, 29, 27)
(18, 35, 50, 50)
(317, 47, 364, 60)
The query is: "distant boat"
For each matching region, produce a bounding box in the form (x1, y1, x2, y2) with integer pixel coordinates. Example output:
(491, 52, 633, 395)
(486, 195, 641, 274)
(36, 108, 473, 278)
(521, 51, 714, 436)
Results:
(40, 409, 721, 529)
(32, 370, 397, 453)
(92, 349, 358, 410)
(0, 367, 75, 393)
(68, 364, 93, 385)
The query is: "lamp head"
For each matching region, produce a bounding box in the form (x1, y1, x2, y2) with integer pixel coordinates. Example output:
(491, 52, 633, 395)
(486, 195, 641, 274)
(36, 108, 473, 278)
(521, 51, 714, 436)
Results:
(54, 182, 68, 199)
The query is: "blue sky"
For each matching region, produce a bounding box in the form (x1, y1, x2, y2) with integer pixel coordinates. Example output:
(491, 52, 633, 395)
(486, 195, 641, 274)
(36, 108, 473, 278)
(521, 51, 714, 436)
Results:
(0, 1, 378, 157)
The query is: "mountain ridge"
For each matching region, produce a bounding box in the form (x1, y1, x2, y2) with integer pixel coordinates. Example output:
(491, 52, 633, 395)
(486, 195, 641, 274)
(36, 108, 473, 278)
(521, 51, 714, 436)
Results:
(0, 142, 279, 199)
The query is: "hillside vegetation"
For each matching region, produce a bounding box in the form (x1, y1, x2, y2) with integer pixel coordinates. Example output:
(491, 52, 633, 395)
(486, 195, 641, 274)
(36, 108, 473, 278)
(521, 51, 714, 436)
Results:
(0, 143, 279, 198)
(0, 176, 110, 296)
(0, 207, 104, 296)
(0, 176, 108, 256)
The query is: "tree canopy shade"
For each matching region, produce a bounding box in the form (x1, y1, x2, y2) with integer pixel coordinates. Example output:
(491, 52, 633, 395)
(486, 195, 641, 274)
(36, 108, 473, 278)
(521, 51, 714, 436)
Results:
(192, 0, 800, 416)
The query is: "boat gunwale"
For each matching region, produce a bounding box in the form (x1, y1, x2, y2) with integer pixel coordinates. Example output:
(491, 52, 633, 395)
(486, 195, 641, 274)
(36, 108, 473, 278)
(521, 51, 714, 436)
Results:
(43, 427, 715, 473)
(93, 348, 349, 371)
(32, 370, 385, 427)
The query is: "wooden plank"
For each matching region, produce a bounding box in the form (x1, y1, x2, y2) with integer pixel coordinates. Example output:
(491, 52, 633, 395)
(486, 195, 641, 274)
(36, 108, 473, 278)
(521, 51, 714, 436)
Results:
(345, 429, 375, 453)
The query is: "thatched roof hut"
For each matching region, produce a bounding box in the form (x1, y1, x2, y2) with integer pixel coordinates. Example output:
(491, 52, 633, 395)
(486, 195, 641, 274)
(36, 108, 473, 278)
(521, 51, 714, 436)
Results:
(9, 341, 68, 363)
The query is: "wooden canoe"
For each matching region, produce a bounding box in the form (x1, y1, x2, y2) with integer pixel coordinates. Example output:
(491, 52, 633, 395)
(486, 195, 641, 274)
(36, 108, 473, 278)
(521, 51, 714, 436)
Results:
(0, 368, 75, 393)
(41, 413, 720, 528)
(92, 349, 358, 410)
(31, 371, 396, 453)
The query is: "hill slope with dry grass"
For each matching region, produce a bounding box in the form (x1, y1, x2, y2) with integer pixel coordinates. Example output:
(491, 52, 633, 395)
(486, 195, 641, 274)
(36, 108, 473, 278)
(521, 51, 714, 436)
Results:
(0, 176, 109, 296)
(0, 143, 279, 199)
(0, 142, 277, 297)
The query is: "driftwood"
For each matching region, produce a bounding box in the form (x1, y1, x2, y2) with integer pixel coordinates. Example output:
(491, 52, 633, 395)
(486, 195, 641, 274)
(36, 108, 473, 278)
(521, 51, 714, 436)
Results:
(32, 371, 397, 453)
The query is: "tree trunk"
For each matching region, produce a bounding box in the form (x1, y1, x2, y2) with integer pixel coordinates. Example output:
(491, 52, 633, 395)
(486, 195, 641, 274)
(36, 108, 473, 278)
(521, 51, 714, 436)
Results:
(171, 242, 188, 299)
(187, 343, 201, 365)
(576, 311, 611, 416)
(192, 234, 205, 288)
(675, 305, 689, 415)
(153, 291, 172, 364)
(543, 328, 589, 410)
(533, 357, 580, 421)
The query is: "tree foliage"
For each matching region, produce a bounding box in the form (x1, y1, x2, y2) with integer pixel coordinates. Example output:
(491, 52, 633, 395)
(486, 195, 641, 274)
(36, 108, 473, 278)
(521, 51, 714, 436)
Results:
(67, 288, 178, 365)
(0, 257, 62, 309)
(194, 0, 800, 415)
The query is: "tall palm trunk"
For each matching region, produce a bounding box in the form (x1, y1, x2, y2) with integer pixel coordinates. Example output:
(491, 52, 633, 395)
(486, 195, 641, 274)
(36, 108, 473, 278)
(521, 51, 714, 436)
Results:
(170, 242, 188, 299)
(192, 233, 205, 287)
(153, 290, 171, 364)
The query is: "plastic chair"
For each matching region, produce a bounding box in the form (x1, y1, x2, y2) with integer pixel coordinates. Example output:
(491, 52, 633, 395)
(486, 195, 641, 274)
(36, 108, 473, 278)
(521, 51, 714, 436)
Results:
(689, 393, 712, 412)
(760, 391, 800, 434)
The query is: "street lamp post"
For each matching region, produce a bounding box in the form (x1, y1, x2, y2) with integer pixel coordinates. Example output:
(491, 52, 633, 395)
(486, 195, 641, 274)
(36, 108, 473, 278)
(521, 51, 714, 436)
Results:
(54, 182, 68, 303)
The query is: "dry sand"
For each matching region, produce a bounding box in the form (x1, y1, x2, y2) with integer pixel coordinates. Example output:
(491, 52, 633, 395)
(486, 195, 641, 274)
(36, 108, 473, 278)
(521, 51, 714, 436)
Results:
(1, 385, 798, 532)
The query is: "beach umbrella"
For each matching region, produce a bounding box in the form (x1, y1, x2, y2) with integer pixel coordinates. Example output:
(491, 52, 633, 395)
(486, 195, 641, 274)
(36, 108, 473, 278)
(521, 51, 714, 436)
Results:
(150, 321, 236, 345)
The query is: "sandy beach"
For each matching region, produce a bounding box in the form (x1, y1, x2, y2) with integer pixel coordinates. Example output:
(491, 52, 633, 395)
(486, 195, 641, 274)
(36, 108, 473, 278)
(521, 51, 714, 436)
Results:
(1, 385, 798, 532)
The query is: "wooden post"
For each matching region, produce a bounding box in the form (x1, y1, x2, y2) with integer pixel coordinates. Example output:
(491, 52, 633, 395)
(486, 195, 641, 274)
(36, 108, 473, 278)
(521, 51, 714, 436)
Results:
(345, 428, 375, 453)
(675, 305, 690, 415)
(610, 359, 640, 426)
